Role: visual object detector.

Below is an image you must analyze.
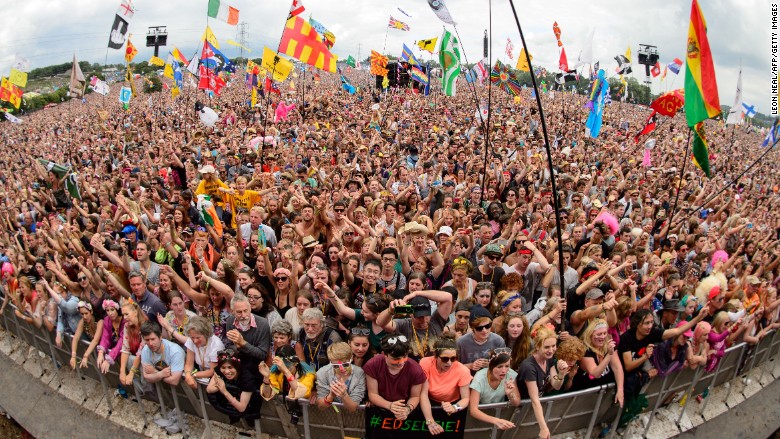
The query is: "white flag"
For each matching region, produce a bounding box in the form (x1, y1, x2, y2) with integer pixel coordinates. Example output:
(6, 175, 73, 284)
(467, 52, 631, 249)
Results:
(726, 69, 743, 125)
(12, 54, 31, 73)
(187, 52, 200, 75)
(92, 79, 110, 96)
(117, 0, 135, 21)
(427, 0, 456, 26)
(573, 28, 595, 69)
(4, 113, 22, 124)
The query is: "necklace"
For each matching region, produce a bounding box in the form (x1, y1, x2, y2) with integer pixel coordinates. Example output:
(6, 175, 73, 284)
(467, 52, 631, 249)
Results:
(307, 336, 323, 367)
(479, 266, 494, 283)
(411, 325, 430, 357)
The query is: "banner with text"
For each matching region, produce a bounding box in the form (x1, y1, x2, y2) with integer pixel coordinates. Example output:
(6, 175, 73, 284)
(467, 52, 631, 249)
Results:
(365, 406, 467, 439)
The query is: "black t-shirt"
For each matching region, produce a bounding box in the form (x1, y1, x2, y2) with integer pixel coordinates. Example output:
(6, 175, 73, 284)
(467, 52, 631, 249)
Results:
(571, 349, 615, 391)
(517, 356, 555, 399)
(617, 326, 664, 366)
(347, 277, 377, 309)
(470, 266, 505, 293)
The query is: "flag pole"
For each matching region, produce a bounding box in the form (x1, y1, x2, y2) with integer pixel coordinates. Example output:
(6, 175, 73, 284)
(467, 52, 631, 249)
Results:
(676, 130, 779, 222)
(507, 0, 566, 307)
(661, 127, 693, 243)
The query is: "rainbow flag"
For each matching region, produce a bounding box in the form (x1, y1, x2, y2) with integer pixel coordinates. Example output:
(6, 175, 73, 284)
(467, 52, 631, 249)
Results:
(410, 66, 428, 84)
(684, 0, 719, 127)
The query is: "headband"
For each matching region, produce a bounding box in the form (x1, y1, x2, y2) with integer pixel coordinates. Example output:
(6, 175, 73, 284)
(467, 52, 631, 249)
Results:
(501, 293, 522, 309)
(102, 299, 120, 311)
(593, 322, 609, 332)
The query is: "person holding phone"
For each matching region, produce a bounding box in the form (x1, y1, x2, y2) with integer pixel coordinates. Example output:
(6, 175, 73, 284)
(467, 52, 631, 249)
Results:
(315, 342, 366, 412)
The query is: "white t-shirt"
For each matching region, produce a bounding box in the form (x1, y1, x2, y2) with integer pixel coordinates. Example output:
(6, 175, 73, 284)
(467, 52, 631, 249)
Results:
(184, 335, 225, 384)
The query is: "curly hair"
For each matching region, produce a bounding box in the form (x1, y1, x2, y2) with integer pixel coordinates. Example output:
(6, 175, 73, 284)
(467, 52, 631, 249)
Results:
(556, 337, 586, 363)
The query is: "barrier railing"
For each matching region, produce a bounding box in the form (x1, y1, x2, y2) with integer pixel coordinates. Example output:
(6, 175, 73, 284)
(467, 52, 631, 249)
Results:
(0, 299, 777, 439)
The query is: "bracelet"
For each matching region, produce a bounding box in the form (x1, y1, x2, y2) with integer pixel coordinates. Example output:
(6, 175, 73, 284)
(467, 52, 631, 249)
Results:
(286, 374, 295, 382)
(425, 419, 436, 425)
(129, 367, 138, 374)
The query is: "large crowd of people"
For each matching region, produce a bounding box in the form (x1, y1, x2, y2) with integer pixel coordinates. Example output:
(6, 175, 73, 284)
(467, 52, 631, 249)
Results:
(0, 67, 778, 438)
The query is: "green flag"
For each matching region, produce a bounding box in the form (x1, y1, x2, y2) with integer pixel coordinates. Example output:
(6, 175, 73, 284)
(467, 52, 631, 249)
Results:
(692, 122, 711, 178)
(346, 55, 356, 68)
(37, 158, 82, 200)
(438, 29, 461, 96)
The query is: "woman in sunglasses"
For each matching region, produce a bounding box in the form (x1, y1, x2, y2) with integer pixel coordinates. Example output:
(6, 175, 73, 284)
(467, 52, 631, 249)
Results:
(468, 349, 519, 430)
(418, 336, 472, 434)
(363, 334, 426, 421)
(315, 342, 366, 412)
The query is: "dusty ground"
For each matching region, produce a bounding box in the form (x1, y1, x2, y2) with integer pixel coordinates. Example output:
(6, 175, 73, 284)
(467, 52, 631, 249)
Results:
(0, 415, 28, 439)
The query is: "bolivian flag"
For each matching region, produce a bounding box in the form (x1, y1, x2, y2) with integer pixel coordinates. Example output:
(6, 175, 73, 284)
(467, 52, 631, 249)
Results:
(684, 0, 719, 128)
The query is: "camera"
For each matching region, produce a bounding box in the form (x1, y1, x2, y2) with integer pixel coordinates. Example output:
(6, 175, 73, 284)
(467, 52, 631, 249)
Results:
(393, 305, 414, 316)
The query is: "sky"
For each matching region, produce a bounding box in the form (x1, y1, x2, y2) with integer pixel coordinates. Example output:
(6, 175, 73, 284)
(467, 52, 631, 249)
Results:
(0, 0, 773, 114)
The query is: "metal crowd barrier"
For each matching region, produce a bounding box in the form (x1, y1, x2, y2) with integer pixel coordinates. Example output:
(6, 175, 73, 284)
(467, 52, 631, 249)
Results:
(0, 299, 777, 439)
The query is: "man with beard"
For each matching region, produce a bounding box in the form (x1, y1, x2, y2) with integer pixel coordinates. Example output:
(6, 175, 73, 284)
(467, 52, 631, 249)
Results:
(223, 294, 270, 387)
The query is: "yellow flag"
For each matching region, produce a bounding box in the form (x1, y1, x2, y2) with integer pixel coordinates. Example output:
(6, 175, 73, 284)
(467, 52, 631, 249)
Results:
(261, 47, 293, 82)
(9, 69, 27, 88)
(382, 75, 389, 88)
(625, 46, 632, 62)
(289, 81, 295, 90)
(171, 86, 180, 99)
(125, 38, 138, 63)
(516, 48, 533, 71)
(201, 26, 220, 49)
(251, 86, 257, 107)
(227, 39, 251, 53)
(417, 37, 438, 54)
(163, 64, 174, 79)
(149, 56, 165, 67)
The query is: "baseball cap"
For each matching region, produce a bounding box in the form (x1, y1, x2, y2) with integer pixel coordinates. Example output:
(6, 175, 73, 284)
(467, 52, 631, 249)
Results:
(676, 320, 693, 338)
(409, 296, 432, 318)
(745, 275, 761, 285)
(469, 305, 492, 323)
(585, 288, 604, 300)
(484, 243, 503, 257)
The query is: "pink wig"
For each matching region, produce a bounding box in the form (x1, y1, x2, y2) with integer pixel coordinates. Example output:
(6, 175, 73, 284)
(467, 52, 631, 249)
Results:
(694, 321, 711, 341)
(711, 250, 729, 267)
(595, 211, 619, 236)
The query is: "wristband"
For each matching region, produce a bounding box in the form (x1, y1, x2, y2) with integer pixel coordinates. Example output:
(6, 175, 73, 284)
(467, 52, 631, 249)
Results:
(287, 374, 295, 382)
(129, 367, 138, 374)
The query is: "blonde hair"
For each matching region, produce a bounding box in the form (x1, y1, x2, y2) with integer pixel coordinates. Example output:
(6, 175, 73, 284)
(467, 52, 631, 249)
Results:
(533, 326, 557, 352)
(581, 318, 610, 356)
(327, 342, 352, 362)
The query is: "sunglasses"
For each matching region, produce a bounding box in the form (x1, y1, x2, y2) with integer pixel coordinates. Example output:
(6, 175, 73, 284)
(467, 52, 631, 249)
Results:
(386, 335, 408, 345)
(344, 231, 354, 236)
(438, 356, 457, 363)
(351, 327, 370, 336)
(78, 276, 88, 281)
(474, 322, 493, 332)
(485, 254, 500, 261)
(275, 276, 289, 281)
(334, 209, 345, 213)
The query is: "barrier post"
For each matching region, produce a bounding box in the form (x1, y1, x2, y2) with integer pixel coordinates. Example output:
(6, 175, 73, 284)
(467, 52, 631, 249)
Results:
(195, 385, 213, 438)
(301, 399, 311, 439)
(642, 373, 673, 438)
(169, 384, 188, 437)
(90, 350, 115, 414)
(675, 367, 703, 426)
(154, 382, 169, 419)
(721, 344, 747, 407)
(584, 387, 605, 438)
(757, 330, 778, 383)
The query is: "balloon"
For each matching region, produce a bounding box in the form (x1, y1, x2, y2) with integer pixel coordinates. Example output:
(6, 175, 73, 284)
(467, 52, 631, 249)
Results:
(199, 106, 219, 128)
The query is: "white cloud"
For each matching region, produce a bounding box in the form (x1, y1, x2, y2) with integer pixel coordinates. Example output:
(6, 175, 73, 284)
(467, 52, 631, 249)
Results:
(0, 0, 772, 113)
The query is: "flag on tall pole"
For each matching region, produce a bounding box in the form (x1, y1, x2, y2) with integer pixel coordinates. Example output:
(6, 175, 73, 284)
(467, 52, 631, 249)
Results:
(400, 43, 420, 65)
(685, 0, 719, 177)
(288, 0, 305, 18)
(125, 37, 138, 62)
(558, 47, 569, 71)
(108, 0, 133, 49)
(573, 28, 595, 69)
(69, 54, 86, 98)
(725, 69, 743, 125)
(585, 69, 609, 138)
(427, 0, 456, 25)
(12, 55, 31, 73)
(309, 17, 336, 49)
(207, 0, 239, 25)
(438, 29, 461, 96)
(515, 48, 532, 71)
(279, 16, 338, 72)
(552, 21, 563, 47)
(417, 37, 438, 54)
(505, 38, 514, 60)
(388, 16, 410, 31)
